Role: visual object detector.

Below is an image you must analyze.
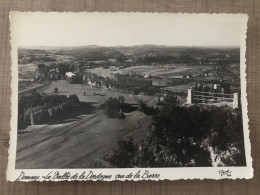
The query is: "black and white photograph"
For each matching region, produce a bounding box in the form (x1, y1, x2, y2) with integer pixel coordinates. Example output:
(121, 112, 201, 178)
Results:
(8, 12, 252, 181)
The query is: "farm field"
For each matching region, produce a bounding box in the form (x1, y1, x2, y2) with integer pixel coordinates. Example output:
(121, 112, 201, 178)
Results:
(88, 65, 201, 78)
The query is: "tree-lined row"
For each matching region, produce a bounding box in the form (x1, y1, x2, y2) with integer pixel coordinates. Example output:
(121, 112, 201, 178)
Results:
(18, 92, 80, 127)
(86, 72, 159, 96)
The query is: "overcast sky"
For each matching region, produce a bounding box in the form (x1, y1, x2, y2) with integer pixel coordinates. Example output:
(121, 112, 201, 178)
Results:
(10, 12, 247, 47)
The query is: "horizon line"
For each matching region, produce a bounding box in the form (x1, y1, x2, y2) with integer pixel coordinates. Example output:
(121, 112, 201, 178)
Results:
(18, 44, 240, 49)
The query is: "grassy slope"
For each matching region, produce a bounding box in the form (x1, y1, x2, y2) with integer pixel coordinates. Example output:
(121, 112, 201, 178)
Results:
(16, 81, 154, 168)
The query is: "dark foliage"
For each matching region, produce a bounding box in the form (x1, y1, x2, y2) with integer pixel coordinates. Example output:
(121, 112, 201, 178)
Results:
(57, 63, 75, 76)
(18, 92, 80, 127)
(53, 87, 58, 93)
(138, 101, 159, 115)
(37, 64, 49, 76)
(100, 97, 121, 118)
(100, 96, 136, 118)
(104, 136, 137, 168)
(104, 103, 245, 168)
(120, 103, 138, 113)
(135, 105, 245, 167)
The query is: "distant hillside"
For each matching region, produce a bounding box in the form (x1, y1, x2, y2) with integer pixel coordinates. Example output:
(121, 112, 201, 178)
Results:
(19, 45, 240, 64)
(54, 47, 124, 60)
(115, 45, 239, 58)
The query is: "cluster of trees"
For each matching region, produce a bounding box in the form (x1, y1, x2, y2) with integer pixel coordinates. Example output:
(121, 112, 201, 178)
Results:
(113, 76, 153, 95)
(100, 97, 123, 118)
(18, 80, 34, 91)
(36, 62, 77, 80)
(55, 63, 76, 77)
(104, 103, 245, 167)
(18, 92, 80, 127)
(100, 96, 137, 119)
(111, 80, 159, 96)
(138, 101, 159, 115)
(200, 58, 240, 66)
(86, 72, 159, 96)
(18, 54, 55, 64)
(23, 105, 49, 125)
(37, 64, 50, 77)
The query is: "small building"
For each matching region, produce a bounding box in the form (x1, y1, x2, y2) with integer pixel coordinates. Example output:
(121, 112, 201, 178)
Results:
(213, 83, 221, 90)
(183, 74, 193, 79)
(144, 74, 151, 79)
(65, 72, 76, 83)
(49, 68, 56, 73)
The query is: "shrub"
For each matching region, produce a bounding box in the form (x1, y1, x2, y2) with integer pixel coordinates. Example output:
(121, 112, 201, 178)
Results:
(53, 87, 58, 93)
(138, 101, 158, 115)
(105, 136, 137, 168)
(48, 107, 53, 117)
(101, 97, 121, 118)
(68, 95, 80, 105)
(119, 103, 137, 113)
(23, 108, 31, 125)
(118, 95, 125, 103)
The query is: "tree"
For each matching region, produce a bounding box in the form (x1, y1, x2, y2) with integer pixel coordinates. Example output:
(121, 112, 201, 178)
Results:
(30, 112, 35, 125)
(106, 136, 137, 168)
(57, 63, 68, 76)
(37, 63, 49, 76)
(115, 56, 124, 64)
(54, 87, 58, 93)
(103, 98, 121, 118)
(48, 108, 54, 117)
(163, 94, 180, 108)
(138, 101, 158, 115)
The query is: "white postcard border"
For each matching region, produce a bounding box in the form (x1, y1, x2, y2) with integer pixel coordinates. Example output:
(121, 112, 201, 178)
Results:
(7, 12, 253, 181)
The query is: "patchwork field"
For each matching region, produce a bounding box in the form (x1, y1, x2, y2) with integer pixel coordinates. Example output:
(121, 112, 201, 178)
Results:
(88, 65, 198, 78)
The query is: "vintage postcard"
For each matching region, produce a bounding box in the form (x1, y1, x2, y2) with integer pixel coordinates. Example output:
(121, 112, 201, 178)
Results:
(7, 12, 252, 181)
